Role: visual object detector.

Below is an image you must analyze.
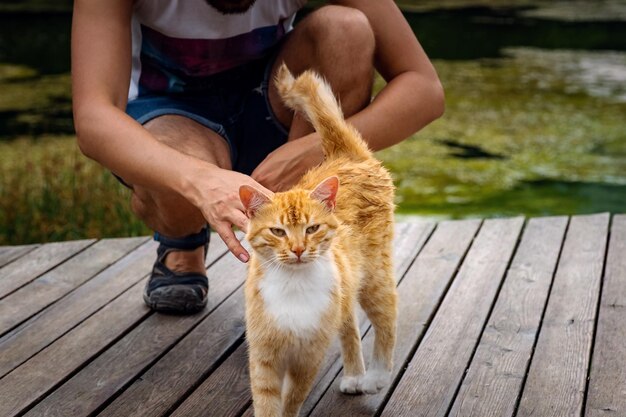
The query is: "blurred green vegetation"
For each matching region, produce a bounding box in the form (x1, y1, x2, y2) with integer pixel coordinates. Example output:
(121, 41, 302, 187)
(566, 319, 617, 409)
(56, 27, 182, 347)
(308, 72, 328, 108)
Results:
(0, 2, 625, 244)
(0, 135, 149, 245)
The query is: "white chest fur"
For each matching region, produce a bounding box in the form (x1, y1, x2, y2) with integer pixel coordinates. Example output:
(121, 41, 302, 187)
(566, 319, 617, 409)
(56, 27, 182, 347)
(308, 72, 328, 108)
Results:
(258, 257, 337, 337)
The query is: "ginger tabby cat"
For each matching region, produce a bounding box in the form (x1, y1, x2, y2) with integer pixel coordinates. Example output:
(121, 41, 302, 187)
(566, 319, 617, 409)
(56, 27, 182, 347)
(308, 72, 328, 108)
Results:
(239, 64, 397, 417)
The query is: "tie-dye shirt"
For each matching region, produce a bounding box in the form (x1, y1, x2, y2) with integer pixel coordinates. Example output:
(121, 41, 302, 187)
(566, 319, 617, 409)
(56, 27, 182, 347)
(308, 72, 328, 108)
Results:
(129, 0, 306, 99)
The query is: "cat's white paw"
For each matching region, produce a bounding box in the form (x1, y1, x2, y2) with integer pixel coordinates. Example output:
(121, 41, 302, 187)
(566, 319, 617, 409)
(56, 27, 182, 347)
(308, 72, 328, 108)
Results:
(339, 369, 390, 395)
(339, 375, 364, 394)
(359, 368, 391, 394)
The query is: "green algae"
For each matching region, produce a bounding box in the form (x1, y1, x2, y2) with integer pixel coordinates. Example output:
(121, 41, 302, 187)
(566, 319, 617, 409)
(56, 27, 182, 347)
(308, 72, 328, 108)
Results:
(376, 48, 626, 218)
(397, 0, 626, 22)
(0, 65, 73, 136)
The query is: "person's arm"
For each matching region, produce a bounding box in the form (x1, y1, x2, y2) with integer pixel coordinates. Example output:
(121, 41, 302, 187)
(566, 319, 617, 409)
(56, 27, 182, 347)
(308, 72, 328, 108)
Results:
(72, 0, 263, 261)
(252, 0, 444, 191)
(331, 0, 445, 150)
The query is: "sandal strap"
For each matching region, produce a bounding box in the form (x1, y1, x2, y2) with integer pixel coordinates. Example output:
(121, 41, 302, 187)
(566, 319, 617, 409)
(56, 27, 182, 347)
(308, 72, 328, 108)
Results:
(147, 274, 208, 293)
(154, 226, 209, 251)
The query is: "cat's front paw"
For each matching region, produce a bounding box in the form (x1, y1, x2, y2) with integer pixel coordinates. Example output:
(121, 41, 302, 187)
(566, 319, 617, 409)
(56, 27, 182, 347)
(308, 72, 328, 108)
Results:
(339, 375, 365, 395)
(359, 368, 391, 394)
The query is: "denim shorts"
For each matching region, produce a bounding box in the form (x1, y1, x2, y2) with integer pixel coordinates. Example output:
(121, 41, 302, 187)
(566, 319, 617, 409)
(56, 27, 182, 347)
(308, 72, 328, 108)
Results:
(125, 52, 289, 178)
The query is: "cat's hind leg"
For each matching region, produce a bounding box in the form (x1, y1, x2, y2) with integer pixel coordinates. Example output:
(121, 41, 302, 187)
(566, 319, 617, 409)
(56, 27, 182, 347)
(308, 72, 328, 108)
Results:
(358, 249, 398, 394)
(338, 308, 367, 394)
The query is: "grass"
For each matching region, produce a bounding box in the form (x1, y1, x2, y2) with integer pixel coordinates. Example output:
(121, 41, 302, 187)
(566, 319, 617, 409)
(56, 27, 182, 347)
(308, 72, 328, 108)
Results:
(0, 135, 149, 245)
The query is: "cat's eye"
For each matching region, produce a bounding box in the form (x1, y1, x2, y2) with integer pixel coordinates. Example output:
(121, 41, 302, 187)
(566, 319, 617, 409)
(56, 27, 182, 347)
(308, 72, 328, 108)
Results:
(306, 224, 320, 234)
(270, 227, 286, 237)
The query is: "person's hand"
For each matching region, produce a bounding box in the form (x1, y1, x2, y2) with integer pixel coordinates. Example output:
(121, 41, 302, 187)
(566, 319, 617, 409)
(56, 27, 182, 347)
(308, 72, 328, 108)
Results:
(184, 163, 273, 262)
(251, 134, 324, 192)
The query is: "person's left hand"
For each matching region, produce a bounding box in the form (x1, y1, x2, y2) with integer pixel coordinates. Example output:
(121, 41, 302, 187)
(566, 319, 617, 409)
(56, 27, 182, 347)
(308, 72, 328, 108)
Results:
(251, 134, 324, 192)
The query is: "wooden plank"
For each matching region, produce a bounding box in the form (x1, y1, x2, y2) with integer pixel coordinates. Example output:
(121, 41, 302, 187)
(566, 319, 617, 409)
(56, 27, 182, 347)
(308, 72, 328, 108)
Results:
(586, 215, 626, 417)
(0, 244, 39, 268)
(380, 217, 525, 417)
(0, 239, 94, 299)
(98, 275, 248, 417)
(172, 341, 252, 417)
(448, 216, 568, 417)
(0, 240, 156, 379)
(171, 222, 436, 417)
(0, 234, 231, 417)
(0, 237, 147, 336)
(309, 219, 482, 417)
(0, 280, 149, 417)
(23, 242, 248, 417)
(517, 213, 609, 417)
(0, 233, 226, 380)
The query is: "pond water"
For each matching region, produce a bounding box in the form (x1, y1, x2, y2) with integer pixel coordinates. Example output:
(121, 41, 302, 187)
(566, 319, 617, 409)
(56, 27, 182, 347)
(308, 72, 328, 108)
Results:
(0, 3, 624, 220)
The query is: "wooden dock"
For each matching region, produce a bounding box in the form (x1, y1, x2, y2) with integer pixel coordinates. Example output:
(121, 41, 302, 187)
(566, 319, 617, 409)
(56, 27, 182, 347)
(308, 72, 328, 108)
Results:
(0, 213, 623, 417)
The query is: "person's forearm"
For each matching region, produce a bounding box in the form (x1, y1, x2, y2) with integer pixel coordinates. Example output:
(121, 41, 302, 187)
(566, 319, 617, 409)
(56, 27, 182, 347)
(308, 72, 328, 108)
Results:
(346, 71, 445, 151)
(74, 103, 212, 206)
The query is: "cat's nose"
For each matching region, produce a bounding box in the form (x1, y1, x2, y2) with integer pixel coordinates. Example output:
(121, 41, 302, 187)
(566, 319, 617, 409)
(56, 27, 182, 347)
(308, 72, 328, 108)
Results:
(292, 246, 305, 258)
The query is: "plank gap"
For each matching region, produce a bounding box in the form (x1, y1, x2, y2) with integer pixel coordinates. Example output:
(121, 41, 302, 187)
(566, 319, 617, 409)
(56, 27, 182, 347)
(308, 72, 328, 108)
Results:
(444, 218, 528, 417)
(0, 245, 40, 269)
(511, 216, 571, 417)
(581, 214, 613, 417)
(0, 239, 156, 379)
(0, 239, 97, 302)
(0, 238, 149, 340)
(516, 213, 610, 417)
(86, 251, 243, 417)
(159, 334, 248, 417)
(13, 307, 154, 417)
(373, 220, 483, 417)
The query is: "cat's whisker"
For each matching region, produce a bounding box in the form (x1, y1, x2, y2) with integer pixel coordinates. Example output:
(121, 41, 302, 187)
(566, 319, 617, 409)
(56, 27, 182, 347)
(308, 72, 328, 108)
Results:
(258, 256, 278, 268)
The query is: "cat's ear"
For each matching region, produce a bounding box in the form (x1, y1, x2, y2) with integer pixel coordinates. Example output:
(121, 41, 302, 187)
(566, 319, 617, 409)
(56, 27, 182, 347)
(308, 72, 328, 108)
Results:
(310, 176, 339, 211)
(239, 185, 271, 217)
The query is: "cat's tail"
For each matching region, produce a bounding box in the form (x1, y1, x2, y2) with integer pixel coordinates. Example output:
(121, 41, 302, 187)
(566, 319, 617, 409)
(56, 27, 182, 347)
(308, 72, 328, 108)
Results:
(275, 63, 371, 161)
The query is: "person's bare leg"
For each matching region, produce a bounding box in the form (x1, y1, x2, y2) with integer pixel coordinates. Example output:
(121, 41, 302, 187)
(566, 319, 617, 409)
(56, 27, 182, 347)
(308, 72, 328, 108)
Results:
(269, 5, 376, 137)
(127, 115, 232, 274)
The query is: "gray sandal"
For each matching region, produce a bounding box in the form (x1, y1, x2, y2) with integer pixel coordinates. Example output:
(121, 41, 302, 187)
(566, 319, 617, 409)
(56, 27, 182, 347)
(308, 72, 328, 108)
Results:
(143, 227, 209, 314)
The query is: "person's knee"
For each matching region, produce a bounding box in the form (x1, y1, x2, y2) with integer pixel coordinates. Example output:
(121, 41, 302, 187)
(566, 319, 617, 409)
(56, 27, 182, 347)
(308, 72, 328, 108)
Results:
(300, 6, 375, 111)
(304, 6, 375, 64)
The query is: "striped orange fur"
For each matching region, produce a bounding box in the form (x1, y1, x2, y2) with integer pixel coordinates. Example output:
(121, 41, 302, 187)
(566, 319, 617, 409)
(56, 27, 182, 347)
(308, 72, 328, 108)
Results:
(240, 64, 397, 417)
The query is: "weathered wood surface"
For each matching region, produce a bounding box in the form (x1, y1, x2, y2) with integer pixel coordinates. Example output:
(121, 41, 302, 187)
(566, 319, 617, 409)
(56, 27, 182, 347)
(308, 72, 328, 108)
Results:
(586, 214, 626, 417)
(0, 215, 622, 417)
(0, 239, 94, 299)
(0, 237, 146, 337)
(448, 216, 568, 417)
(517, 213, 609, 417)
(381, 217, 525, 417)
(0, 244, 38, 268)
